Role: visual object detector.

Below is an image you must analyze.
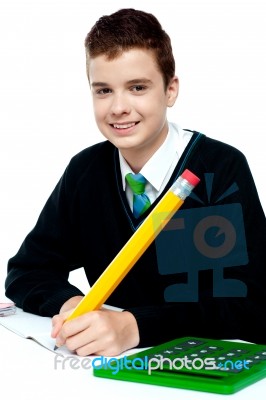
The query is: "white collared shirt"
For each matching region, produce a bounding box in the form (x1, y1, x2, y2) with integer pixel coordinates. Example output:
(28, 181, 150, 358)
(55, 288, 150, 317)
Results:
(119, 122, 193, 210)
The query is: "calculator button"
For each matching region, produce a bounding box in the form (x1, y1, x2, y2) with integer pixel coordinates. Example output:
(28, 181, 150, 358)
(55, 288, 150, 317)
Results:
(162, 350, 174, 354)
(230, 348, 250, 355)
(177, 339, 206, 348)
(254, 352, 266, 359)
(246, 358, 260, 368)
(218, 353, 235, 358)
(197, 348, 217, 354)
(186, 339, 206, 346)
(165, 347, 185, 354)
(189, 353, 199, 358)
(251, 354, 266, 361)
(166, 339, 206, 354)
(206, 346, 224, 351)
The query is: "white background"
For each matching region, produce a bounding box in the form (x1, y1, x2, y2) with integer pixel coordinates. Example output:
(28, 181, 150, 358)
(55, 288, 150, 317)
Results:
(0, 0, 265, 295)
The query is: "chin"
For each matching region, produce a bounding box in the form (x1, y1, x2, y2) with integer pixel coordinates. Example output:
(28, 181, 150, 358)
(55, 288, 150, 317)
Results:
(112, 138, 140, 150)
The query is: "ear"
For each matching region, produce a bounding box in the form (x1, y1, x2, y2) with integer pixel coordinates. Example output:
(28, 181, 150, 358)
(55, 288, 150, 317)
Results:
(166, 76, 179, 107)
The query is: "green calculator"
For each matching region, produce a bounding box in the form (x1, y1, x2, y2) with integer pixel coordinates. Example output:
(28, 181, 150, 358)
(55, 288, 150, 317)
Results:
(93, 337, 266, 394)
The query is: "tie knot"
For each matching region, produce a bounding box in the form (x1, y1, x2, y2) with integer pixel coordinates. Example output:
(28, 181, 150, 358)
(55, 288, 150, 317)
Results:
(126, 173, 147, 195)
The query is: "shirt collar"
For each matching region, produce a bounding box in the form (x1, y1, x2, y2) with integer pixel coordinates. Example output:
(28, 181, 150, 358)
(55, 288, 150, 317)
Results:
(119, 122, 180, 192)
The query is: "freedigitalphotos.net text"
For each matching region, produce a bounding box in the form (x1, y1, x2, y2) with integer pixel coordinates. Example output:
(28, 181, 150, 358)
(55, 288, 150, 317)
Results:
(54, 354, 250, 375)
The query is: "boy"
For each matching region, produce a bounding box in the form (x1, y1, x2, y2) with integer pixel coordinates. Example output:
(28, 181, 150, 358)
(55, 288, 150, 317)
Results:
(5, 8, 266, 356)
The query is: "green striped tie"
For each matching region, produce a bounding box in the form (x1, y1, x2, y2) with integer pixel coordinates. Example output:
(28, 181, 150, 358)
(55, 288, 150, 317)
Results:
(126, 173, 151, 218)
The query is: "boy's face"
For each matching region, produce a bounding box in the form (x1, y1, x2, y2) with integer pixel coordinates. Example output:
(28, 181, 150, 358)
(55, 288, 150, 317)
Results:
(88, 48, 178, 167)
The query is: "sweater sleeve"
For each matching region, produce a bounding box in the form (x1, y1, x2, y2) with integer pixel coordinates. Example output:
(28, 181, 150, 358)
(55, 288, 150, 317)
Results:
(5, 162, 84, 317)
(127, 149, 266, 346)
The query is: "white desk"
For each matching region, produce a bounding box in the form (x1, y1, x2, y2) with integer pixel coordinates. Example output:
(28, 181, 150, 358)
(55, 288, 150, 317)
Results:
(1, 324, 266, 400)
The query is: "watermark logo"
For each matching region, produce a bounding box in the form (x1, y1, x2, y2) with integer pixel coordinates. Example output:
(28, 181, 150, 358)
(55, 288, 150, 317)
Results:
(54, 354, 250, 375)
(154, 173, 248, 301)
(54, 354, 92, 370)
(146, 355, 250, 375)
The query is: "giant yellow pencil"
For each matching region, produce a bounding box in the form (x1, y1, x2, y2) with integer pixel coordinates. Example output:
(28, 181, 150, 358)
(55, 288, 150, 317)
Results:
(65, 169, 200, 320)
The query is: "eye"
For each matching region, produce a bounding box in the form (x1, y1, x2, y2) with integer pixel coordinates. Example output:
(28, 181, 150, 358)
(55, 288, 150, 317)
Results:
(96, 88, 112, 95)
(131, 85, 147, 92)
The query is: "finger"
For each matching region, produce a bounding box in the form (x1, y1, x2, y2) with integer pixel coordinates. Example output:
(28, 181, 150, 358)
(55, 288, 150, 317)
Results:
(64, 328, 98, 354)
(55, 313, 94, 346)
(51, 314, 65, 338)
(51, 310, 73, 340)
(75, 338, 121, 357)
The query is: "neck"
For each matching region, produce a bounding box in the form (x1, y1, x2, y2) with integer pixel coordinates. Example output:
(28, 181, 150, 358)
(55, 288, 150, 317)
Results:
(120, 126, 169, 173)
(121, 150, 152, 173)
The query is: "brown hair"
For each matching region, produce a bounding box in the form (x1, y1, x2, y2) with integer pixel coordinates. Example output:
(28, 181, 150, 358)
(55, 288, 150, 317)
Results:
(85, 8, 175, 89)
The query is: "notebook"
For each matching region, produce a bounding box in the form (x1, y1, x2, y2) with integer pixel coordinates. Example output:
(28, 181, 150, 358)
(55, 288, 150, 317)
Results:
(0, 307, 66, 353)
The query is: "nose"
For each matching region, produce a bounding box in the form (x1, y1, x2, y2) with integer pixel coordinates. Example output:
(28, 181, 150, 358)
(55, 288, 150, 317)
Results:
(110, 92, 131, 115)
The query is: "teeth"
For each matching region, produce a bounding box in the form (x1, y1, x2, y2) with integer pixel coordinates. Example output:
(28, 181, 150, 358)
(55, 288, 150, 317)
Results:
(113, 122, 136, 129)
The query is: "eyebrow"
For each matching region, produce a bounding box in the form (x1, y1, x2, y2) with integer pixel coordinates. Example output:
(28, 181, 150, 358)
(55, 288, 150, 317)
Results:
(91, 78, 153, 88)
(126, 78, 153, 85)
(91, 82, 109, 88)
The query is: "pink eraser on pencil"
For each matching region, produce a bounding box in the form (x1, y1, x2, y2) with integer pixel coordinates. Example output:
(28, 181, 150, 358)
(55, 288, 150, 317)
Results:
(181, 169, 200, 187)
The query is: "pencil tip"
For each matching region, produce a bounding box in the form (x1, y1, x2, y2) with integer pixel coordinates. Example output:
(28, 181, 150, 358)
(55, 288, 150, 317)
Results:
(54, 345, 59, 351)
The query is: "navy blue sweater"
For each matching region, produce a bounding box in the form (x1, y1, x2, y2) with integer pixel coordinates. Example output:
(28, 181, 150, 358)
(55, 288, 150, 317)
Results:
(5, 132, 266, 346)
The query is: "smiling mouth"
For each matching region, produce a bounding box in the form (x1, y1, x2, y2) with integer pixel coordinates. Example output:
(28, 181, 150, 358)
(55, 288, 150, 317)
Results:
(111, 122, 139, 129)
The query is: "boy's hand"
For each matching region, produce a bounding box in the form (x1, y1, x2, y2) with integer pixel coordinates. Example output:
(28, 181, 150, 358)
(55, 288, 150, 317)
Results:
(51, 297, 140, 356)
